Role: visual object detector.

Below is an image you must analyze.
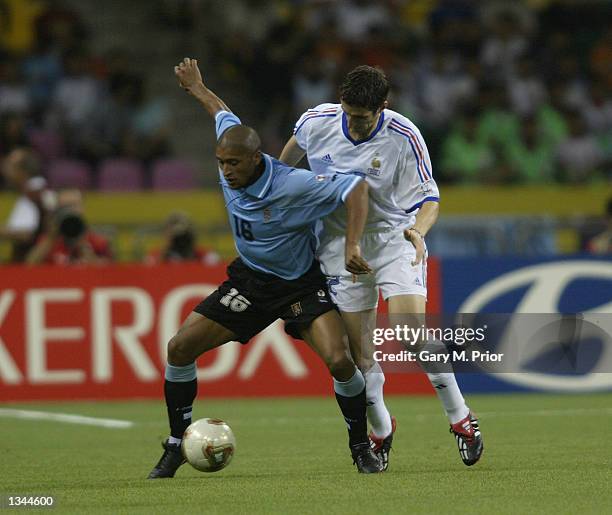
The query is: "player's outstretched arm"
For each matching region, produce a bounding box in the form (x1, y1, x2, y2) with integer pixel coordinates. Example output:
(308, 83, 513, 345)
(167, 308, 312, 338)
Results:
(174, 57, 231, 117)
(344, 180, 372, 275)
(279, 136, 306, 166)
(404, 200, 439, 266)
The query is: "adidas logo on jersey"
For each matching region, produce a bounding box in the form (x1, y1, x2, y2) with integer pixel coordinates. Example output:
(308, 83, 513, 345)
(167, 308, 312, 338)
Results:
(321, 153, 334, 164)
(414, 277, 422, 286)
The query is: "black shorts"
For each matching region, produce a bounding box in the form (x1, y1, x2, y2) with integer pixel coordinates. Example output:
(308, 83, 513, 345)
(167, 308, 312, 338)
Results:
(194, 258, 337, 343)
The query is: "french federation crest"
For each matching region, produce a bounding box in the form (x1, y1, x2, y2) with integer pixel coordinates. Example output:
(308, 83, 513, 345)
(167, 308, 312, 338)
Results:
(367, 155, 382, 176)
(263, 208, 272, 223)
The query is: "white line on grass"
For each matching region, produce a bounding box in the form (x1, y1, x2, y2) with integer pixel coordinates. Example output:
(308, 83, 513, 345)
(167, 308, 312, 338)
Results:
(6, 405, 607, 429)
(0, 408, 134, 429)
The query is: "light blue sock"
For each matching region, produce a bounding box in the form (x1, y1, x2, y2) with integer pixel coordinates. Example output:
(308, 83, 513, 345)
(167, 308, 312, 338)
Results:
(165, 363, 197, 382)
(333, 368, 365, 397)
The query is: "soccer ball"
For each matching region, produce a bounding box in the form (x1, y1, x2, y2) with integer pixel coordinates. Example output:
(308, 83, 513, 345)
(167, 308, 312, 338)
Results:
(181, 418, 236, 472)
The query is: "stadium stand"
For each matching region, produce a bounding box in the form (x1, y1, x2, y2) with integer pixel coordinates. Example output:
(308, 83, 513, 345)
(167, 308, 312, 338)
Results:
(28, 128, 65, 161)
(98, 158, 145, 192)
(0, 0, 610, 263)
(46, 158, 91, 190)
(151, 159, 197, 191)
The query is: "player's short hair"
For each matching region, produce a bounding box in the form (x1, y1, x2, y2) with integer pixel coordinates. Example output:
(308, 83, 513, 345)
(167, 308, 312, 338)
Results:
(339, 65, 389, 113)
(218, 125, 261, 154)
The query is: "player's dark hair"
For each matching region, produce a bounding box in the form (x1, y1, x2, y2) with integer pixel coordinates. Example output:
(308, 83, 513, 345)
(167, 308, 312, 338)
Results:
(340, 65, 389, 113)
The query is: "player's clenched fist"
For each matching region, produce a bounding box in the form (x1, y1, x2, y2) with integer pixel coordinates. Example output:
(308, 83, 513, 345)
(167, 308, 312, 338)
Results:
(174, 57, 203, 91)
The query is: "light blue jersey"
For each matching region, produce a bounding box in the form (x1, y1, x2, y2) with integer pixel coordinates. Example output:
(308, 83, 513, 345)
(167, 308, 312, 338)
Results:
(215, 111, 362, 280)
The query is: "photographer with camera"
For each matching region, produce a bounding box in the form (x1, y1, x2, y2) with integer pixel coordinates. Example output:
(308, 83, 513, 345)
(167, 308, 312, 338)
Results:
(145, 211, 220, 266)
(1, 148, 56, 263)
(26, 189, 112, 265)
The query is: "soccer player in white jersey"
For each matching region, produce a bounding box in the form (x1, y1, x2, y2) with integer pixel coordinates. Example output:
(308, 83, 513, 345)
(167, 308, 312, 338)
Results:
(280, 65, 483, 469)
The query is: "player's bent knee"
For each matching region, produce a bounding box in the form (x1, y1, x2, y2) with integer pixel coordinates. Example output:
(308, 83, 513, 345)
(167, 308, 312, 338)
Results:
(358, 356, 376, 373)
(346, 344, 374, 373)
(167, 335, 194, 366)
(326, 351, 354, 379)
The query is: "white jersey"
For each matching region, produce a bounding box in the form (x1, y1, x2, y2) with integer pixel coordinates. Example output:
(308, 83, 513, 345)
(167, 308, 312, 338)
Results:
(293, 103, 439, 235)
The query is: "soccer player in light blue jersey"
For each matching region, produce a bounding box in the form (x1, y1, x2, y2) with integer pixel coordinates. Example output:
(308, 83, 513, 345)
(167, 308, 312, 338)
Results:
(148, 58, 383, 478)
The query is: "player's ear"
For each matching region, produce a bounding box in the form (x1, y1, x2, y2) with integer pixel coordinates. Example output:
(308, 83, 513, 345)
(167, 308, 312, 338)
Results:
(253, 150, 262, 165)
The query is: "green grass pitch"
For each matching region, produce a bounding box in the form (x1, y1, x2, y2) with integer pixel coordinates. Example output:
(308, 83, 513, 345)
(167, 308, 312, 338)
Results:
(2, 393, 611, 514)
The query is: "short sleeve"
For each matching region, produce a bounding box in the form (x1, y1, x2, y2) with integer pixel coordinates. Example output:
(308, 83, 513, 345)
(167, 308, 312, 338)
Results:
(397, 125, 440, 213)
(410, 132, 439, 201)
(281, 169, 363, 227)
(215, 111, 242, 140)
(293, 109, 313, 150)
(292, 103, 338, 151)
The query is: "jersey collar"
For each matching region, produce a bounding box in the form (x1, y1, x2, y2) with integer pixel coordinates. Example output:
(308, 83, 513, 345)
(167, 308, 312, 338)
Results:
(341, 111, 385, 146)
(244, 154, 273, 198)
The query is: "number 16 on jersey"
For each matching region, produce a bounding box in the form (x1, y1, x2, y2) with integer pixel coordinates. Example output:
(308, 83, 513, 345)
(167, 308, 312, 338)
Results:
(233, 215, 254, 241)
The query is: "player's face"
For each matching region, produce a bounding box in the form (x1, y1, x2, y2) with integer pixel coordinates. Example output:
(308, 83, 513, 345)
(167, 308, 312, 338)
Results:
(341, 102, 383, 140)
(216, 146, 262, 189)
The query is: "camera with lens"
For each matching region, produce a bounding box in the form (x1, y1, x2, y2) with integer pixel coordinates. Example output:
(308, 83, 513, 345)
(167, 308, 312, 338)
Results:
(168, 227, 195, 258)
(54, 206, 87, 241)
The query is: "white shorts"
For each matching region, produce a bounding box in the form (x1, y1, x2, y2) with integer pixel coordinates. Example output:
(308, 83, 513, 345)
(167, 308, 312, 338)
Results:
(317, 230, 427, 312)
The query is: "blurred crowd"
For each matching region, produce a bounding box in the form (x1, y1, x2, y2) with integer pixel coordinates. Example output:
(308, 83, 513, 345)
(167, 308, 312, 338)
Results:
(1, 144, 609, 264)
(0, 0, 172, 190)
(201, 0, 612, 184)
(2, 0, 610, 189)
(0, 147, 220, 265)
(2, 0, 611, 264)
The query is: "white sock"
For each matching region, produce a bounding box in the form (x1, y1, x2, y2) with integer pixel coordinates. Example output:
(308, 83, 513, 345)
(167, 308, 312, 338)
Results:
(168, 436, 182, 446)
(364, 362, 392, 437)
(427, 372, 469, 424)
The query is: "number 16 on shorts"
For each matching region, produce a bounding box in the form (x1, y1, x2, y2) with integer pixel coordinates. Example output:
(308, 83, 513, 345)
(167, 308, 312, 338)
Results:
(220, 288, 252, 312)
